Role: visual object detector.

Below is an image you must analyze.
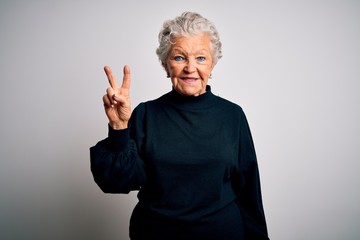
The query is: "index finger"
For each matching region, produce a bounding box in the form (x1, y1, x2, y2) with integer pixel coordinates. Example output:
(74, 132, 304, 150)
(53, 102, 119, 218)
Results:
(104, 66, 119, 89)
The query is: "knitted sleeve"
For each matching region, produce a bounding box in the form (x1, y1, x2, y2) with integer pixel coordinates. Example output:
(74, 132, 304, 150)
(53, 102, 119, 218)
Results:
(234, 109, 269, 239)
(90, 104, 147, 194)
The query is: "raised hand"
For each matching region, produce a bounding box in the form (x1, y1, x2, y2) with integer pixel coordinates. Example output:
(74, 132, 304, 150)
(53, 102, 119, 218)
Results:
(103, 65, 131, 129)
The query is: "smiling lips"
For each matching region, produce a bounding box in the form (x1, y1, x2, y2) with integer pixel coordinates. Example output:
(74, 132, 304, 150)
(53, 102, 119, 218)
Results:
(181, 77, 198, 83)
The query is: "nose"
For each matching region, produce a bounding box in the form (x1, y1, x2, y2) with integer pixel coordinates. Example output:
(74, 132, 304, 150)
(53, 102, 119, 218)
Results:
(184, 58, 196, 73)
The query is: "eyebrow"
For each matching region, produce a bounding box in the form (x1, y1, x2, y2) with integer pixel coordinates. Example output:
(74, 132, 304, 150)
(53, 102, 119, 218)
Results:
(171, 48, 209, 55)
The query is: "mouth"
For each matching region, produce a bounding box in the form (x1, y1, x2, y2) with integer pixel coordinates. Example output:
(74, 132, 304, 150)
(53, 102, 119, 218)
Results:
(180, 77, 198, 83)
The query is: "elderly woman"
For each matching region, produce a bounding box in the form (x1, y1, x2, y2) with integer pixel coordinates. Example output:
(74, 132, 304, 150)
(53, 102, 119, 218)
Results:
(90, 12, 269, 240)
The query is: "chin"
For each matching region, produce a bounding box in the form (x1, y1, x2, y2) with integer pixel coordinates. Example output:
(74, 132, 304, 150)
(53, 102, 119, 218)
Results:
(174, 83, 205, 96)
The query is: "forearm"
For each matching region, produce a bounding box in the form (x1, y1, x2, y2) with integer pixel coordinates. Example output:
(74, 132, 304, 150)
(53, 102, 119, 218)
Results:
(237, 162, 269, 239)
(90, 125, 146, 193)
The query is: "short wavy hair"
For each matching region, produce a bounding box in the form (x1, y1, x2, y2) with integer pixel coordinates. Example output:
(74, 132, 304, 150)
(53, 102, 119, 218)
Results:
(156, 12, 223, 65)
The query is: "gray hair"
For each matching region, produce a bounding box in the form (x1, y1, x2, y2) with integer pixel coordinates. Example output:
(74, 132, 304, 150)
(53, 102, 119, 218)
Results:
(156, 12, 223, 65)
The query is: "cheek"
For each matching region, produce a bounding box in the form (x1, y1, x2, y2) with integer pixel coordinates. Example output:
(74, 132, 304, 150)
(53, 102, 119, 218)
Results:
(169, 65, 182, 75)
(201, 66, 213, 77)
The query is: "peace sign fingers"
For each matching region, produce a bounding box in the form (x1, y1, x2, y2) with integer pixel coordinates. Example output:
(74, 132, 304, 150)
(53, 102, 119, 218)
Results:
(104, 65, 119, 89)
(121, 65, 131, 90)
(102, 65, 132, 130)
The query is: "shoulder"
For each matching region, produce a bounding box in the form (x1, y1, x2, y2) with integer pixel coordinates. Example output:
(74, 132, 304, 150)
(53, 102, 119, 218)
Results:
(131, 92, 169, 118)
(212, 95, 252, 130)
(133, 93, 167, 111)
(214, 95, 245, 114)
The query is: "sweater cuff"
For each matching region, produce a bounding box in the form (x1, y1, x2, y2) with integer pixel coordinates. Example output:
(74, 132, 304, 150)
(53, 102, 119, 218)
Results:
(107, 124, 130, 151)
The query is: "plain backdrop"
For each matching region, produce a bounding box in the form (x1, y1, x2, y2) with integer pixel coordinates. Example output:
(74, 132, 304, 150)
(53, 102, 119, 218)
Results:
(1, 0, 359, 239)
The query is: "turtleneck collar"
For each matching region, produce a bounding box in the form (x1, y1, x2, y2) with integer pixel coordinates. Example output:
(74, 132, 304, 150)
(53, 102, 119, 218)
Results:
(164, 85, 218, 110)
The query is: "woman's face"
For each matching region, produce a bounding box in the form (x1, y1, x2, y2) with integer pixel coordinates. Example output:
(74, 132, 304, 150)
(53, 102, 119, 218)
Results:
(164, 34, 215, 96)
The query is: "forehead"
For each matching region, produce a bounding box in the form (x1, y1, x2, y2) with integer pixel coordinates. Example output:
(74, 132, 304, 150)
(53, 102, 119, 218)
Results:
(170, 34, 212, 54)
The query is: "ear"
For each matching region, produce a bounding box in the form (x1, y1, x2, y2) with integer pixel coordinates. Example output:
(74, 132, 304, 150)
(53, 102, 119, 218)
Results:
(211, 61, 217, 70)
(162, 62, 170, 78)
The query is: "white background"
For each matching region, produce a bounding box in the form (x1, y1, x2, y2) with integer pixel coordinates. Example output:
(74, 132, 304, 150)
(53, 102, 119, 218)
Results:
(1, 0, 359, 239)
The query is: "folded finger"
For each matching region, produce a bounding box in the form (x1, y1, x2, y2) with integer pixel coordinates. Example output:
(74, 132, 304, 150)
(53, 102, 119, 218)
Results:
(103, 94, 113, 108)
(106, 87, 117, 105)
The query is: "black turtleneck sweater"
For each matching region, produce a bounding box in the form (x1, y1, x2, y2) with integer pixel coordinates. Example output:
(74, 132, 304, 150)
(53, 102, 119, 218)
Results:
(90, 86, 269, 240)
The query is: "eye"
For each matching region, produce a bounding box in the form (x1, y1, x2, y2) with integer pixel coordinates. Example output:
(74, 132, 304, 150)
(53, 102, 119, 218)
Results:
(196, 56, 206, 62)
(174, 56, 185, 61)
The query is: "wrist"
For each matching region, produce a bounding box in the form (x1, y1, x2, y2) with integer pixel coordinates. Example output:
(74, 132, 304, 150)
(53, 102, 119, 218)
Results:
(109, 121, 128, 130)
